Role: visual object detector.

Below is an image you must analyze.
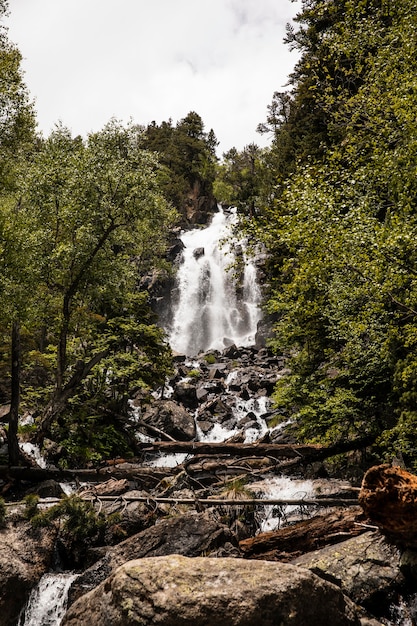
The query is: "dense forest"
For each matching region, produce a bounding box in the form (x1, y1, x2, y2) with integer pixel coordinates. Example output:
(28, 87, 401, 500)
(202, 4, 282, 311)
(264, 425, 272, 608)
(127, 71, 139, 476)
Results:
(1, 0, 417, 470)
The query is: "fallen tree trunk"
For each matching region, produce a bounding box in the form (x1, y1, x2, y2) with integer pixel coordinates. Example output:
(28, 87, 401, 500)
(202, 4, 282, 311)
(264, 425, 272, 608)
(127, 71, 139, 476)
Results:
(138, 435, 375, 463)
(80, 495, 359, 507)
(359, 463, 417, 547)
(0, 464, 181, 485)
(239, 507, 366, 561)
(138, 441, 322, 458)
(5, 493, 358, 510)
(0, 436, 374, 485)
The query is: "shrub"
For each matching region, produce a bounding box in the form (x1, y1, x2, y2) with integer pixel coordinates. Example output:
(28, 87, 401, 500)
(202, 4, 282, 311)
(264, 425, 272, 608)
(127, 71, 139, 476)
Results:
(24, 494, 40, 519)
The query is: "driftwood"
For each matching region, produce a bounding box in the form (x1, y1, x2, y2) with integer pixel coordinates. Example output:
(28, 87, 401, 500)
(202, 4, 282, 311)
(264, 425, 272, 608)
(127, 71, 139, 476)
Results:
(5, 493, 358, 510)
(359, 464, 417, 547)
(0, 436, 374, 487)
(80, 495, 358, 507)
(239, 507, 366, 561)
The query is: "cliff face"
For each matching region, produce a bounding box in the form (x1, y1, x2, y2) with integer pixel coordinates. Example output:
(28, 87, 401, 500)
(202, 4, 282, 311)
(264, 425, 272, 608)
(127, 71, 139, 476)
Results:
(181, 178, 218, 227)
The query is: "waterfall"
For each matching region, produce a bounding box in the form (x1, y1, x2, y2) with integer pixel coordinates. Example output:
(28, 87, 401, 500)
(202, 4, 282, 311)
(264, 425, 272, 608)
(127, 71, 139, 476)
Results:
(18, 572, 78, 626)
(168, 206, 262, 356)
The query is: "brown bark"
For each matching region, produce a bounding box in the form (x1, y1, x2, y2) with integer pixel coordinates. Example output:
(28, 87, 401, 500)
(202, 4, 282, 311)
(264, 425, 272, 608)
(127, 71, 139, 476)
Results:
(239, 507, 366, 561)
(0, 464, 181, 489)
(137, 441, 323, 458)
(359, 464, 417, 547)
(39, 348, 110, 437)
(138, 435, 375, 463)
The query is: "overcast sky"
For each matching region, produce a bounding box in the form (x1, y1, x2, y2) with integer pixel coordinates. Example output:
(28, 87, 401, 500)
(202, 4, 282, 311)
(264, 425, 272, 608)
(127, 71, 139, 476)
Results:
(6, 0, 301, 154)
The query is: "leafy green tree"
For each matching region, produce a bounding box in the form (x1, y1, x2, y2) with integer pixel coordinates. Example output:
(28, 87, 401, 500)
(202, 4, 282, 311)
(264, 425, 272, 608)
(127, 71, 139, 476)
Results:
(0, 0, 37, 464)
(215, 143, 262, 215)
(256, 0, 417, 465)
(13, 121, 177, 459)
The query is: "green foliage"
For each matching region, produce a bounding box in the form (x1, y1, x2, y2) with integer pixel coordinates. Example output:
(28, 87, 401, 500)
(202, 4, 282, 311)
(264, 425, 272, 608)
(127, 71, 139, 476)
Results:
(23, 494, 39, 519)
(188, 369, 201, 379)
(1, 121, 178, 455)
(254, 0, 417, 464)
(215, 144, 262, 215)
(138, 112, 218, 219)
(56, 417, 133, 467)
(203, 353, 216, 365)
(31, 495, 118, 543)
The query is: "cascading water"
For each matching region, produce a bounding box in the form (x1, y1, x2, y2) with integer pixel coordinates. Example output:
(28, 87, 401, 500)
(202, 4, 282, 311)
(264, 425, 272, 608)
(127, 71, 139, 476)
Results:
(18, 572, 78, 626)
(168, 206, 262, 356)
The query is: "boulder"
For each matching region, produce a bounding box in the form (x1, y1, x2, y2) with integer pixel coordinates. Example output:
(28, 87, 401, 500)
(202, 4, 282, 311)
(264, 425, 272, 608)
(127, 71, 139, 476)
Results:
(173, 381, 199, 409)
(0, 521, 57, 625)
(63, 555, 360, 626)
(293, 531, 404, 617)
(69, 510, 236, 603)
(141, 399, 195, 440)
(193, 246, 205, 259)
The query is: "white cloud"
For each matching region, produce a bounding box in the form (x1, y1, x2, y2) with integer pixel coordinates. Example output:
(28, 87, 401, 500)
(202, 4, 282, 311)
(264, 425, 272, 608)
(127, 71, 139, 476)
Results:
(6, 0, 301, 152)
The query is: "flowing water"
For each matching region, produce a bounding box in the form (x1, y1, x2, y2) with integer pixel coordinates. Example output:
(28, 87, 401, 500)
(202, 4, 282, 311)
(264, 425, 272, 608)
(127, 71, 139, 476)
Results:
(168, 206, 262, 356)
(18, 573, 78, 626)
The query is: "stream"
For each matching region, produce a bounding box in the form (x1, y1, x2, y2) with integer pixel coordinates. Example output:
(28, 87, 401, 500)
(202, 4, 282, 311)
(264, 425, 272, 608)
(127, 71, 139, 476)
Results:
(18, 573, 78, 626)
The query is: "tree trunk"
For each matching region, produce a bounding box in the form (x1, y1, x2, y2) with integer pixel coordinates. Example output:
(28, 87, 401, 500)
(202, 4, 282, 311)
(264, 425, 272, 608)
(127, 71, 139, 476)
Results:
(359, 464, 417, 548)
(239, 507, 365, 560)
(136, 436, 374, 462)
(39, 348, 110, 438)
(7, 320, 22, 466)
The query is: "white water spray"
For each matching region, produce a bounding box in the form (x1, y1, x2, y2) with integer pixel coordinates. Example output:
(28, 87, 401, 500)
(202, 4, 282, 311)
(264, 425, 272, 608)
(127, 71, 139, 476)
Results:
(18, 572, 78, 626)
(169, 207, 261, 356)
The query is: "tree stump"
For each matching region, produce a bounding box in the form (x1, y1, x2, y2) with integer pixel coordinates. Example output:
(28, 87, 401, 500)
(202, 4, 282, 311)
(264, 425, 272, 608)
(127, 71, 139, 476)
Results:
(359, 464, 417, 547)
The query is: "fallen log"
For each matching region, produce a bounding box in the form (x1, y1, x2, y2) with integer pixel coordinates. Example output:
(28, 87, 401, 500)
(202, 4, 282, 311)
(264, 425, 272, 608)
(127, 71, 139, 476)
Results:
(0, 436, 374, 485)
(138, 435, 375, 463)
(81, 495, 358, 507)
(0, 464, 181, 486)
(138, 441, 322, 458)
(359, 463, 417, 547)
(239, 507, 365, 561)
(5, 494, 358, 509)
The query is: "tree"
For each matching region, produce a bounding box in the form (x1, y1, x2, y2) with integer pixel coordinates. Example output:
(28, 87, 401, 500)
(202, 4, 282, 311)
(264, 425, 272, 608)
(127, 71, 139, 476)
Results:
(13, 121, 177, 461)
(139, 112, 218, 222)
(255, 0, 417, 465)
(215, 144, 262, 215)
(0, 0, 37, 464)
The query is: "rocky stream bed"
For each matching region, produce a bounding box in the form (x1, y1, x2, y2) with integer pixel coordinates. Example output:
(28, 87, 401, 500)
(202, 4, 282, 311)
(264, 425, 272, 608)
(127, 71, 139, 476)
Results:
(1, 345, 417, 625)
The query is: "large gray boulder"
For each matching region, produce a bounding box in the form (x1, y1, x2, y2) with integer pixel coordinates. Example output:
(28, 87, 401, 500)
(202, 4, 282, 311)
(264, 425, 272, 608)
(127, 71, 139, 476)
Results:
(141, 399, 196, 440)
(0, 521, 57, 626)
(293, 531, 404, 616)
(63, 555, 361, 626)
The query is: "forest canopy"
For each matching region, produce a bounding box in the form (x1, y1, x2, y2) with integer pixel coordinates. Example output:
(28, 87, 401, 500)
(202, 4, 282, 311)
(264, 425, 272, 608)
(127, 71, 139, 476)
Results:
(247, 0, 417, 467)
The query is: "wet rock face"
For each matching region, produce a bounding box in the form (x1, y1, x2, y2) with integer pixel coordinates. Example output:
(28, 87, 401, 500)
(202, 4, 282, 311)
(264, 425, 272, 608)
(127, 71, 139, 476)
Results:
(0, 521, 57, 626)
(63, 555, 361, 626)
